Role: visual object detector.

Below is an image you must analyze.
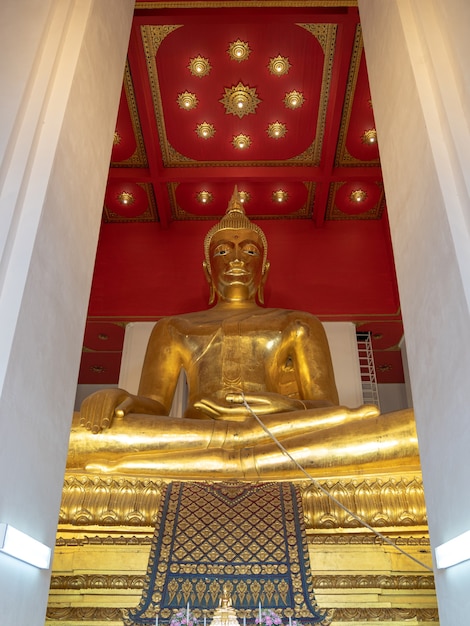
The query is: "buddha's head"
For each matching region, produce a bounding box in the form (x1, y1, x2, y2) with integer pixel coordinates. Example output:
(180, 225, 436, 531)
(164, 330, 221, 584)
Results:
(203, 187, 270, 304)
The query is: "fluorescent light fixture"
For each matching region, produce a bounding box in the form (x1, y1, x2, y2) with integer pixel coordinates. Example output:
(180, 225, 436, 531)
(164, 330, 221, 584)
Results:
(0, 523, 51, 569)
(435, 530, 470, 569)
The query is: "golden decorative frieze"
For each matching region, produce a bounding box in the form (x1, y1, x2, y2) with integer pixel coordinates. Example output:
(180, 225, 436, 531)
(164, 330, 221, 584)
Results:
(333, 607, 439, 621)
(307, 534, 430, 546)
(300, 476, 426, 529)
(49, 572, 434, 592)
(55, 534, 153, 547)
(59, 475, 426, 529)
(59, 475, 165, 526)
(45, 606, 439, 622)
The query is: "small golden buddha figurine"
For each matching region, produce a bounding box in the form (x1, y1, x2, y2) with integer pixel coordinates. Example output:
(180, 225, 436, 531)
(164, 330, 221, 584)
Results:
(212, 584, 239, 626)
(67, 188, 419, 478)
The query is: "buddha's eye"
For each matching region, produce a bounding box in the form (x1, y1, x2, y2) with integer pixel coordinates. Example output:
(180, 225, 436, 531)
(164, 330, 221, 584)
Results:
(214, 246, 230, 256)
(244, 246, 259, 256)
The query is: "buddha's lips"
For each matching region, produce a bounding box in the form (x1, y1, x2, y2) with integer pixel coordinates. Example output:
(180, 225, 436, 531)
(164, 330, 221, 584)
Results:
(225, 268, 248, 276)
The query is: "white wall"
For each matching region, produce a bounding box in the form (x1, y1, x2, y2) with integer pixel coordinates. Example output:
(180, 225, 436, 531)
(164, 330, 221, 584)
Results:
(0, 1, 133, 624)
(359, 1, 470, 624)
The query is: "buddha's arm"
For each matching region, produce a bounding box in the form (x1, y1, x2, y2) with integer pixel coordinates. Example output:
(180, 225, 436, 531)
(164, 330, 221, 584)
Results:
(137, 318, 183, 408)
(80, 319, 182, 433)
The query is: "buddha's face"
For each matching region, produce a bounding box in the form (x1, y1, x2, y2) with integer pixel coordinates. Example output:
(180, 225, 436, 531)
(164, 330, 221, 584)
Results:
(208, 228, 265, 302)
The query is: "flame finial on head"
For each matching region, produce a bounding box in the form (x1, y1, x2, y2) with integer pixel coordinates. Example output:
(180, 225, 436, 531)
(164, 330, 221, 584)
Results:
(203, 186, 268, 273)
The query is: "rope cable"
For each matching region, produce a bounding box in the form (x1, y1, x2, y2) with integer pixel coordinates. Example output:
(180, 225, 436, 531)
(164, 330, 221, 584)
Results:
(241, 395, 433, 573)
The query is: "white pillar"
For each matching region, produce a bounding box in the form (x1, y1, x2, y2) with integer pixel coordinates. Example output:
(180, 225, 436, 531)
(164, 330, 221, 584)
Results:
(359, 1, 470, 623)
(0, 1, 133, 623)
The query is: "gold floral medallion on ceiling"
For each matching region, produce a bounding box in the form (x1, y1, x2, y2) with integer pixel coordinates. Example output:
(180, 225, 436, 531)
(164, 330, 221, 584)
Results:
(196, 122, 215, 139)
(220, 81, 261, 118)
(188, 55, 211, 77)
(267, 122, 287, 139)
(177, 91, 198, 110)
(227, 39, 251, 62)
(284, 90, 304, 109)
(197, 191, 213, 204)
(268, 54, 291, 76)
(232, 134, 251, 149)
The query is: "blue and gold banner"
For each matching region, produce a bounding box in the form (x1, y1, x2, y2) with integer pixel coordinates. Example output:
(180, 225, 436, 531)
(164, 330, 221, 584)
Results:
(124, 482, 330, 626)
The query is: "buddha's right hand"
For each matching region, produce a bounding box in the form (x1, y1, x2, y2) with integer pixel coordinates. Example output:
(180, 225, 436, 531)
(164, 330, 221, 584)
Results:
(79, 388, 134, 433)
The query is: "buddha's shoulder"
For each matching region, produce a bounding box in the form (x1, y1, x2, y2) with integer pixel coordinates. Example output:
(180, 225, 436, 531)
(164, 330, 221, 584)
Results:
(153, 307, 322, 329)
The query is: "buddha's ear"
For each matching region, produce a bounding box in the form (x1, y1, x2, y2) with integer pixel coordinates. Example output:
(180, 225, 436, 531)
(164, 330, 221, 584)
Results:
(257, 261, 270, 305)
(203, 260, 216, 305)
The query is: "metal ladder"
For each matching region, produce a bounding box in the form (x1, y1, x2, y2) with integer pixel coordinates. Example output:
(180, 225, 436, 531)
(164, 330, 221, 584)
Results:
(356, 331, 380, 409)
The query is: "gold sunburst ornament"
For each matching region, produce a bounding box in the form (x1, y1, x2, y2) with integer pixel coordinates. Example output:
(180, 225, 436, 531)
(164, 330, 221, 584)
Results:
(272, 190, 288, 203)
(113, 131, 121, 145)
(227, 39, 251, 62)
(232, 134, 251, 150)
(220, 82, 261, 119)
(196, 122, 215, 139)
(267, 122, 287, 139)
(284, 90, 304, 109)
(350, 189, 368, 203)
(268, 55, 291, 76)
(239, 190, 251, 204)
(197, 191, 213, 204)
(177, 91, 198, 110)
(188, 55, 211, 77)
(117, 191, 135, 205)
(361, 128, 377, 144)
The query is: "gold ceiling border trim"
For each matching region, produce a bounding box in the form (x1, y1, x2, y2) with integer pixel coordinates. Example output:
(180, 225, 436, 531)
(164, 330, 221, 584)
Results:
(168, 181, 314, 220)
(103, 182, 159, 223)
(325, 180, 385, 221)
(143, 22, 335, 168)
(45, 606, 439, 622)
(294, 24, 336, 167)
(59, 473, 426, 530)
(49, 572, 434, 591)
(141, 24, 183, 165)
(334, 25, 380, 168)
(111, 61, 148, 168)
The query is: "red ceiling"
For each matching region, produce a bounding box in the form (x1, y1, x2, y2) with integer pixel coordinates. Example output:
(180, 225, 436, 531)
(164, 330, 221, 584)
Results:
(80, 1, 405, 387)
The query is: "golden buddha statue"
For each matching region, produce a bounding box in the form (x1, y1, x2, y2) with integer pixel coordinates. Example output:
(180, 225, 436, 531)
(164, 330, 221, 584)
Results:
(67, 188, 419, 479)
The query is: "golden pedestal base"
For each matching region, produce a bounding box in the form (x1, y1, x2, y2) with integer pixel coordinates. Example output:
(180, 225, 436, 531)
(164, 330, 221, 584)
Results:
(47, 470, 438, 625)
